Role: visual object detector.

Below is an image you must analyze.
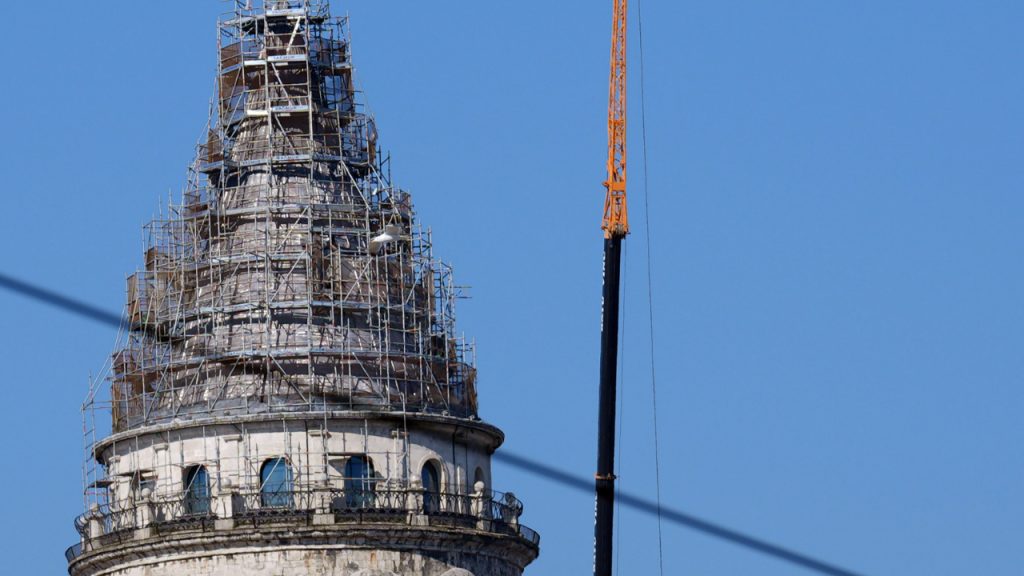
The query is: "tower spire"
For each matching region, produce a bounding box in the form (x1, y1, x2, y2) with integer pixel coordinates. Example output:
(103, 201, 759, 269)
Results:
(69, 5, 539, 574)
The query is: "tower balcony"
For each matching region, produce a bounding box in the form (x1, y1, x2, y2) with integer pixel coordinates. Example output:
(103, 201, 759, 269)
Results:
(67, 481, 538, 565)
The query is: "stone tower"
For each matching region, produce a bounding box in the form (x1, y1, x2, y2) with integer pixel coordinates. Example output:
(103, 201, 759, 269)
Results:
(66, 2, 539, 575)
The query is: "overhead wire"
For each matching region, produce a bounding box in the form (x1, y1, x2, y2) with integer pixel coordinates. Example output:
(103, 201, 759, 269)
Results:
(0, 273, 871, 576)
(635, 0, 666, 573)
(493, 451, 868, 576)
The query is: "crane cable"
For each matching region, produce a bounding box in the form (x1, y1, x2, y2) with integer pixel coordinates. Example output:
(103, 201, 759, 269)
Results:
(614, 239, 628, 576)
(637, 0, 667, 573)
(613, 1, 665, 573)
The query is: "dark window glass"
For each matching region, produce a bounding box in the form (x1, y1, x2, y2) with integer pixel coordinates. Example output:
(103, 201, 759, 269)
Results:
(343, 455, 376, 508)
(421, 461, 441, 514)
(183, 466, 210, 516)
(260, 458, 293, 508)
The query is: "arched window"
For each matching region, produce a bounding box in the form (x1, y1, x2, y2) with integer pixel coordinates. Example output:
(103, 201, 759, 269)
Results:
(343, 455, 376, 508)
(260, 458, 293, 508)
(183, 465, 210, 516)
(421, 461, 441, 514)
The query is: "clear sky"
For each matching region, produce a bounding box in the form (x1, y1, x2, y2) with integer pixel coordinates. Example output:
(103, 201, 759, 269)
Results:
(0, 1, 1021, 575)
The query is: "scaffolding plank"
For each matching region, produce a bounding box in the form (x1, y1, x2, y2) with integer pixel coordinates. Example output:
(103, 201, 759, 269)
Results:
(267, 8, 306, 18)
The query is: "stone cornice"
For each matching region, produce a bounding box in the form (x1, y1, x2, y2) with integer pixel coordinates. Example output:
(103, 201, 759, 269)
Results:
(94, 411, 505, 463)
(69, 522, 539, 576)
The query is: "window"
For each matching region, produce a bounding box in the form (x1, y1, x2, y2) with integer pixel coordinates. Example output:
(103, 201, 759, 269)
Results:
(343, 455, 376, 508)
(130, 471, 156, 502)
(183, 465, 210, 516)
(260, 458, 293, 508)
(421, 461, 441, 514)
(474, 467, 486, 490)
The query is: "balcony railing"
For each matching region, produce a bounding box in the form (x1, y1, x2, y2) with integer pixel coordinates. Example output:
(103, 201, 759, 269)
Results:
(68, 484, 538, 563)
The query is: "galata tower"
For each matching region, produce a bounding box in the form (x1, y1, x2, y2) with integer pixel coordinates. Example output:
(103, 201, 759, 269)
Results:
(66, 2, 540, 575)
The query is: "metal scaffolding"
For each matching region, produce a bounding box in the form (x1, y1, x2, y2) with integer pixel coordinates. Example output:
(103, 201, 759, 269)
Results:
(81, 0, 478, 509)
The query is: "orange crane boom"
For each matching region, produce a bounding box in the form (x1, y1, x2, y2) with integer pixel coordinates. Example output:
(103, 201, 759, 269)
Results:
(602, 0, 629, 238)
(594, 1, 628, 575)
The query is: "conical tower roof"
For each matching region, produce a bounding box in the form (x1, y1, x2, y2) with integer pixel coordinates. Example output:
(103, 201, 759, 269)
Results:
(109, 0, 478, 433)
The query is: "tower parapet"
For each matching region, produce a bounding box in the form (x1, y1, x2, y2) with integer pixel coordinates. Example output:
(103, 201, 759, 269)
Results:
(69, 2, 538, 575)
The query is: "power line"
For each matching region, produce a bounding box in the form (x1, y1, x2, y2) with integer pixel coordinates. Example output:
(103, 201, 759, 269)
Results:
(635, 0, 666, 574)
(494, 451, 867, 576)
(0, 272, 124, 327)
(0, 271, 870, 576)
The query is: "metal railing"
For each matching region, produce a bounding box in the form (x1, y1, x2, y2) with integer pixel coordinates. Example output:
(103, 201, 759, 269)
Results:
(64, 543, 82, 564)
(68, 484, 538, 563)
(153, 495, 215, 524)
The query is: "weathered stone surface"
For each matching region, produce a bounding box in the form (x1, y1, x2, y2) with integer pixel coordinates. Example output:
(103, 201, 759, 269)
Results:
(70, 522, 537, 576)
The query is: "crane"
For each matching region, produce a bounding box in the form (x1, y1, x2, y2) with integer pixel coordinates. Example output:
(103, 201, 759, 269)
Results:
(594, 1, 629, 575)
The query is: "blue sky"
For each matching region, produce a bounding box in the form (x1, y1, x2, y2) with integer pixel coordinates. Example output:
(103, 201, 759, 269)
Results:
(0, 1, 1021, 574)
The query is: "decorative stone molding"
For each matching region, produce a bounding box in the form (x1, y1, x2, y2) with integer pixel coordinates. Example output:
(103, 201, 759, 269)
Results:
(69, 522, 538, 576)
